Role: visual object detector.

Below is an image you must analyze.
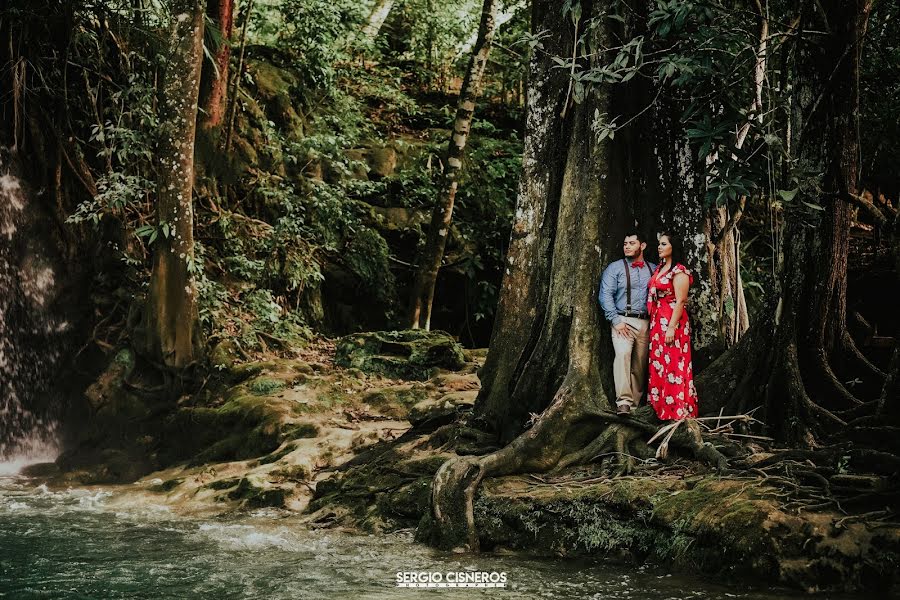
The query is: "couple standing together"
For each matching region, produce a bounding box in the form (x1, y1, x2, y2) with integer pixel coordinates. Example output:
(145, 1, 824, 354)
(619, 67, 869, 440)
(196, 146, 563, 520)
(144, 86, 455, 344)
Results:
(599, 231, 699, 421)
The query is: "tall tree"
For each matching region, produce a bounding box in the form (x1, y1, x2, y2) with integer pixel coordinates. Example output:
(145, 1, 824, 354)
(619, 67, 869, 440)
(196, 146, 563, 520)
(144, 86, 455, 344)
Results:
(429, 0, 725, 551)
(199, 0, 234, 128)
(698, 0, 878, 441)
(407, 0, 499, 330)
(142, 0, 206, 369)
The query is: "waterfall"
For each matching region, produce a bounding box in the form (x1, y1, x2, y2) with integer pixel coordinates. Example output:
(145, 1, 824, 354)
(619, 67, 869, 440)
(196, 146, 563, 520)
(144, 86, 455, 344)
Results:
(0, 148, 66, 472)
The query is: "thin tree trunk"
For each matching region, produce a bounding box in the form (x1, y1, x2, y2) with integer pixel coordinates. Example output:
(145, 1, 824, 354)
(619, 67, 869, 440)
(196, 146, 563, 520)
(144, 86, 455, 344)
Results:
(200, 0, 233, 128)
(222, 0, 252, 155)
(407, 0, 498, 330)
(361, 0, 395, 42)
(703, 0, 766, 348)
(142, 0, 206, 370)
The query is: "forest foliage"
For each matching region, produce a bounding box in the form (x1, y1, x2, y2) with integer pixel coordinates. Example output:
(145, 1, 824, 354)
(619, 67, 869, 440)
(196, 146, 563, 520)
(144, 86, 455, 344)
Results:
(3, 0, 530, 354)
(2, 0, 897, 357)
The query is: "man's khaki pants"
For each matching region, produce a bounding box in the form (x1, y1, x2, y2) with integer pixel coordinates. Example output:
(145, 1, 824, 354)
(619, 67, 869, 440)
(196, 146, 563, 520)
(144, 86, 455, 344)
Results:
(610, 316, 650, 408)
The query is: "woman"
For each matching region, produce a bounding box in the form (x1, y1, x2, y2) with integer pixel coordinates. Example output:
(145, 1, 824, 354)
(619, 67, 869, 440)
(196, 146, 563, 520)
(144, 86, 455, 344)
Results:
(646, 232, 698, 420)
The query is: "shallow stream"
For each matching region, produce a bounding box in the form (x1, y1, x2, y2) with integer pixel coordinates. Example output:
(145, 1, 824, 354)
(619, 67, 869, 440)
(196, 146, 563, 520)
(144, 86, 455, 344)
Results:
(0, 475, 865, 599)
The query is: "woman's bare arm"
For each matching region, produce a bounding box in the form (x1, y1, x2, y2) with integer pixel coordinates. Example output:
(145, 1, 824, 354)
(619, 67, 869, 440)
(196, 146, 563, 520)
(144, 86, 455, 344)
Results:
(665, 272, 690, 344)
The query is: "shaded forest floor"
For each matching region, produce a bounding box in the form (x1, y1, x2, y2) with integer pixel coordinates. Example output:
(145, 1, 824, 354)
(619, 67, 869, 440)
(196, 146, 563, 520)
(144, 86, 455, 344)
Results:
(26, 333, 900, 595)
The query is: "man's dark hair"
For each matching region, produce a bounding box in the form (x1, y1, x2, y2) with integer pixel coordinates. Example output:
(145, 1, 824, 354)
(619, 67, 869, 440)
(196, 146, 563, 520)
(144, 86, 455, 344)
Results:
(624, 230, 645, 244)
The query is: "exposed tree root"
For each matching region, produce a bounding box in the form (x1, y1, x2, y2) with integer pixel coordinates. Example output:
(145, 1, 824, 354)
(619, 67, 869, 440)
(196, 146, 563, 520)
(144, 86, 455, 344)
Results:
(810, 348, 866, 408)
(428, 400, 730, 551)
(841, 331, 886, 382)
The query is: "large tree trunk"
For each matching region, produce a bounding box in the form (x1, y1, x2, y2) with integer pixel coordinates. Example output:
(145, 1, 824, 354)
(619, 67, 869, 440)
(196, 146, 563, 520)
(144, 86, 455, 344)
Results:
(429, 0, 727, 551)
(699, 0, 876, 441)
(199, 0, 233, 128)
(407, 0, 498, 330)
(142, 0, 206, 370)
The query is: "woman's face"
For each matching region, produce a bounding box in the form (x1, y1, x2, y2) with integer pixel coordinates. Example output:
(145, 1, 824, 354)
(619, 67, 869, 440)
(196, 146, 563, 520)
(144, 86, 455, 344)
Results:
(658, 236, 672, 259)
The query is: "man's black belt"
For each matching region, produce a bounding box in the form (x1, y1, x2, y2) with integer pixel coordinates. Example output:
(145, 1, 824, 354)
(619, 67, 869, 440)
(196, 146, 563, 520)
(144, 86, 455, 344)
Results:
(617, 310, 649, 319)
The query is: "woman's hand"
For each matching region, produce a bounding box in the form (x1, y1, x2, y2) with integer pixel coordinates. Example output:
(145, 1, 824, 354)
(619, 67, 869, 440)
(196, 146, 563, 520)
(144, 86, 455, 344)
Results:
(665, 326, 676, 345)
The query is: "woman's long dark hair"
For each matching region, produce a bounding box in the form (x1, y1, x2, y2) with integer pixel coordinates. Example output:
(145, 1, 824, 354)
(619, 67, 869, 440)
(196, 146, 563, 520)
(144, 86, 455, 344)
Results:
(658, 231, 687, 269)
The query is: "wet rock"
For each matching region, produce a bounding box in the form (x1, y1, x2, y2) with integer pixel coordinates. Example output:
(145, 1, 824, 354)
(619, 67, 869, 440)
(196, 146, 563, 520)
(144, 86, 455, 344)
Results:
(19, 462, 59, 478)
(228, 477, 287, 509)
(334, 330, 466, 380)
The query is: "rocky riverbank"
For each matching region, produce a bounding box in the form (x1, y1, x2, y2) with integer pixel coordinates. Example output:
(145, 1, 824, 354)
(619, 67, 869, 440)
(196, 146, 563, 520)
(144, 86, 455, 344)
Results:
(27, 331, 900, 596)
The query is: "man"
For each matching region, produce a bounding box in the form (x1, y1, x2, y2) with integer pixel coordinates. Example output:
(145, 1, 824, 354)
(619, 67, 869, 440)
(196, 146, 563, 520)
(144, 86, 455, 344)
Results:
(599, 231, 656, 415)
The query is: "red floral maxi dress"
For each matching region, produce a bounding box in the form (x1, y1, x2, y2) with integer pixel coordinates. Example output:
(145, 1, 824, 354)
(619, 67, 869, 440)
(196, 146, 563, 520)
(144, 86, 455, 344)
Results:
(647, 263, 698, 420)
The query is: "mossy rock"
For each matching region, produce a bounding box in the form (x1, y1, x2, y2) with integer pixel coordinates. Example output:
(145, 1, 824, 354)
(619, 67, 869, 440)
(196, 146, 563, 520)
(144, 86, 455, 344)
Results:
(228, 477, 287, 509)
(362, 384, 429, 419)
(210, 339, 239, 371)
(334, 330, 466, 380)
(228, 359, 311, 383)
(164, 395, 293, 465)
(84, 348, 136, 412)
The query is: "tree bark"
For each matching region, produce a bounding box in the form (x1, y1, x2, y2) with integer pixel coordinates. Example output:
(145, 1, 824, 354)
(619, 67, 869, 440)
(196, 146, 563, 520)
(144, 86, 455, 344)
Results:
(142, 0, 206, 370)
(361, 0, 395, 42)
(199, 0, 233, 128)
(407, 0, 498, 330)
(877, 211, 900, 421)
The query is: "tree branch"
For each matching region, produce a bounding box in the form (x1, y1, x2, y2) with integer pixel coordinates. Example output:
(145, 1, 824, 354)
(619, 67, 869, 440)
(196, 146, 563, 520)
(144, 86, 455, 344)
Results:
(847, 192, 895, 230)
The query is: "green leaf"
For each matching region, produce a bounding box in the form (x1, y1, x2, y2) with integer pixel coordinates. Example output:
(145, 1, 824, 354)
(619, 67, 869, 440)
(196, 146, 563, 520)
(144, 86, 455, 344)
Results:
(573, 81, 585, 104)
(777, 188, 798, 202)
(802, 200, 825, 211)
(135, 225, 155, 238)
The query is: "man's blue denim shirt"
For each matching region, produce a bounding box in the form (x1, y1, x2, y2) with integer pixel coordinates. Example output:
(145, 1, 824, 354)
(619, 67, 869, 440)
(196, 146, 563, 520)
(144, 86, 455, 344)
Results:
(599, 258, 657, 326)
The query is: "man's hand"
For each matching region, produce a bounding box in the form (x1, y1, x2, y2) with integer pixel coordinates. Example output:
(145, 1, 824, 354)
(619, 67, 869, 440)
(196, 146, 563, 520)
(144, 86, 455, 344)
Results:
(614, 322, 634, 339)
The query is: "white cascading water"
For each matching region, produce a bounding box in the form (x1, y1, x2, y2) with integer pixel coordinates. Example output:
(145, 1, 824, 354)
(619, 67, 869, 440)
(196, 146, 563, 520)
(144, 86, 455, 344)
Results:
(0, 148, 65, 474)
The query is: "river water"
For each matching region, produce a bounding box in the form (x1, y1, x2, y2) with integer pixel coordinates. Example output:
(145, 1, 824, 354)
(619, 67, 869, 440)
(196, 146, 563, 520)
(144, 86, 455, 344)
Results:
(0, 475, 864, 599)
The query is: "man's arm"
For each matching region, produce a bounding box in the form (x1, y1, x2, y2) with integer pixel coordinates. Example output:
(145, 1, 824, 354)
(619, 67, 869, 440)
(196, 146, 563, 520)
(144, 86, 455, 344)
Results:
(599, 264, 622, 326)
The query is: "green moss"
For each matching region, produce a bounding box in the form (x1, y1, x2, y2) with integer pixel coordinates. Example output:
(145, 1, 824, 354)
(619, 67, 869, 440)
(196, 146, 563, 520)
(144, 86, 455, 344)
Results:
(285, 422, 319, 439)
(164, 395, 289, 466)
(248, 377, 286, 396)
(362, 385, 429, 418)
(113, 348, 135, 369)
